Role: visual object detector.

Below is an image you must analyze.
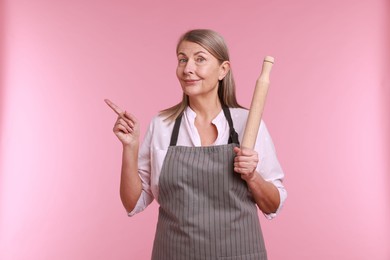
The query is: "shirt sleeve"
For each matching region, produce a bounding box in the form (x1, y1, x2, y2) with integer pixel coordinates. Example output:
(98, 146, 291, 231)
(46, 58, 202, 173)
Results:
(255, 121, 287, 220)
(127, 120, 155, 217)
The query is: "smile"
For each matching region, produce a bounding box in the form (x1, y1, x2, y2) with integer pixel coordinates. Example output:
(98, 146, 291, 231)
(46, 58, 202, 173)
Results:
(183, 79, 200, 85)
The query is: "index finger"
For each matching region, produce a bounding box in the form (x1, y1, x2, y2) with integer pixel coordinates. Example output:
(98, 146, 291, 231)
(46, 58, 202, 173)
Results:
(238, 147, 257, 156)
(104, 99, 124, 116)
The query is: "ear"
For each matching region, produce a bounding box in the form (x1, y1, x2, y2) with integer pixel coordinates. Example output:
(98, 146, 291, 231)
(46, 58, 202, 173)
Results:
(218, 61, 230, 81)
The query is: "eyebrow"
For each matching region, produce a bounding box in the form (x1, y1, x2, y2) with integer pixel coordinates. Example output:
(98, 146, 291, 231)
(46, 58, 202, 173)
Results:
(177, 51, 208, 56)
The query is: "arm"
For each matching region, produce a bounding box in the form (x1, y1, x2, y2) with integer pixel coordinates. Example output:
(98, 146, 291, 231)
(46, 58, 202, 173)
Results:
(120, 142, 142, 213)
(233, 147, 280, 214)
(234, 120, 286, 217)
(105, 99, 142, 213)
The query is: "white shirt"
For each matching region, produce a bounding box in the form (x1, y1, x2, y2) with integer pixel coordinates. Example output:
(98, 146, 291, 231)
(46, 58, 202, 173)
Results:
(129, 106, 287, 220)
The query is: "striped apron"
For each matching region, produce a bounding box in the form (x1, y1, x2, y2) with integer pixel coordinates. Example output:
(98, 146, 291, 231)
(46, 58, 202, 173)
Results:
(151, 107, 267, 260)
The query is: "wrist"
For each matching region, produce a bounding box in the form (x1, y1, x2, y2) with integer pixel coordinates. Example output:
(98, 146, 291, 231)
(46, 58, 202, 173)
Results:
(122, 141, 139, 151)
(246, 171, 265, 187)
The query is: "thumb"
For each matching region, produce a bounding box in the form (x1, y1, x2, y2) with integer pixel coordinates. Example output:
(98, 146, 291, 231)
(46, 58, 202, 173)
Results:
(233, 146, 241, 155)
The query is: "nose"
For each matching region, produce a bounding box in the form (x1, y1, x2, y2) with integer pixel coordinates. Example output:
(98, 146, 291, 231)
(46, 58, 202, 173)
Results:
(183, 59, 195, 75)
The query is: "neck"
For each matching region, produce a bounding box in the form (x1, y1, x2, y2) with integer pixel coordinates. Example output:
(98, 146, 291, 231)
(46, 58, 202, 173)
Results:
(188, 95, 222, 122)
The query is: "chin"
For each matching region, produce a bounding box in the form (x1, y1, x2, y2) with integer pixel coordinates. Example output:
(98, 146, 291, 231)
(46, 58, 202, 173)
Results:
(183, 90, 199, 97)
(182, 85, 200, 95)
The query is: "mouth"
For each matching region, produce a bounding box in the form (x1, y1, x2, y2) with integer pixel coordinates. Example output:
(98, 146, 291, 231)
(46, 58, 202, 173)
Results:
(183, 79, 200, 85)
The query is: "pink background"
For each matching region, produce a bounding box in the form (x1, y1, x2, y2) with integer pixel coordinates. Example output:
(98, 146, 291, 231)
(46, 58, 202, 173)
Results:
(1, 0, 389, 259)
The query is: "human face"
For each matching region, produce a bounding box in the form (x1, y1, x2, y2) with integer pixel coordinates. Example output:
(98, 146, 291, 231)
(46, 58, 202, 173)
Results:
(176, 41, 229, 99)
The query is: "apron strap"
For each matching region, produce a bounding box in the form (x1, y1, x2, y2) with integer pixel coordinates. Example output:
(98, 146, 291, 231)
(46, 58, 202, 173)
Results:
(169, 106, 240, 146)
(222, 106, 240, 145)
(169, 113, 183, 146)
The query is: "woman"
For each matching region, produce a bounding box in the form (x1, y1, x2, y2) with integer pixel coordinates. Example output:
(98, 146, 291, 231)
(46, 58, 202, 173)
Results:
(109, 29, 286, 260)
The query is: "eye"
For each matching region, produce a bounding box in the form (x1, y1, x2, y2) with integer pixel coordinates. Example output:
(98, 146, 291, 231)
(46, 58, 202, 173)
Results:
(196, 56, 206, 63)
(178, 58, 188, 64)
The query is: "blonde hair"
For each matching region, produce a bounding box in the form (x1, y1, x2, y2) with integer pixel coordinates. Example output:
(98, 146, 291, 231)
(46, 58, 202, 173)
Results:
(160, 29, 243, 121)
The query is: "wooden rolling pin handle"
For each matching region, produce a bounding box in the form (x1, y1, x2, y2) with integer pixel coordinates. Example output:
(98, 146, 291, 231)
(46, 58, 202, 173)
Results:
(241, 56, 274, 149)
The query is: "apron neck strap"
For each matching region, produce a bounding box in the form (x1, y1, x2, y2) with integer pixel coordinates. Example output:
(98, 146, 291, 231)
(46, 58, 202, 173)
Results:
(169, 106, 240, 146)
(222, 106, 240, 145)
(169, 113, 183, 146)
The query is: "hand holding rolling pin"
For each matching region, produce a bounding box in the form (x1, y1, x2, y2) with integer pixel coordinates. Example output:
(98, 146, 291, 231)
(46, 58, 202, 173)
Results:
(104, 99, 140, 146)
(233, 147, 259, 182)
(234, 56, 274, 181)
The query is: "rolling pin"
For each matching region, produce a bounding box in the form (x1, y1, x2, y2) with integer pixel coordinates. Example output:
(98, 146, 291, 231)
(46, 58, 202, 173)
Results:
(241, 56, 274, 149)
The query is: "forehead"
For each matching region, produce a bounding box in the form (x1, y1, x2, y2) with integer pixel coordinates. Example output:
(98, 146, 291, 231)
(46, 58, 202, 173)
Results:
(177, 41, 211, 56)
